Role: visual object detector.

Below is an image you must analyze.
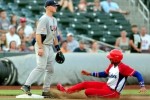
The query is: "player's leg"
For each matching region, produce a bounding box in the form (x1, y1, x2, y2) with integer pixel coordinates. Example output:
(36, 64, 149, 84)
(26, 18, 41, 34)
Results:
(57, 81, 106, 94)
(85, 86, 120, 98)
(21, 44, 48, 95)
(42, 46, 55, 97)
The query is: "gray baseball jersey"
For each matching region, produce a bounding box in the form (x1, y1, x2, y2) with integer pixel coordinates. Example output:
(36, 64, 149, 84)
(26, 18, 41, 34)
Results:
(36, 14, 58, 45)
(24, 14, 58, 92)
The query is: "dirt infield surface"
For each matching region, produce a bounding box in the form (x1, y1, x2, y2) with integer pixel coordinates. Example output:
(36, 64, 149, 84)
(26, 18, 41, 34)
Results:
(0, 85, 150, 90)
(0, 85, 149, 100)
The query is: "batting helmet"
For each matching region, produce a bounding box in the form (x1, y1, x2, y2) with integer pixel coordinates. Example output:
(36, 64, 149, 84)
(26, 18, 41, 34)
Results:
(107, 49, 123, 63)
(55, 51, 65, 64)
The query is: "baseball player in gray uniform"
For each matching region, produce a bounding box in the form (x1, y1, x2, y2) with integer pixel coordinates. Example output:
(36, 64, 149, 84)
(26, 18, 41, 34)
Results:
(21, 0, 64, 98)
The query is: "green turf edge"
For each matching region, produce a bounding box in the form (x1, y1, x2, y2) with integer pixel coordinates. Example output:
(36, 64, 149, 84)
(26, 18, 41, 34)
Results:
(0, 89, 149, 96)
(0, 90, 41, 96)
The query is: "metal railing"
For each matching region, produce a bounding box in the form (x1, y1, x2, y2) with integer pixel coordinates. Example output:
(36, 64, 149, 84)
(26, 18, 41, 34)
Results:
(138, 0, 150, 32)
(76, 35, 118, 52)
(129, 0, 150, 32)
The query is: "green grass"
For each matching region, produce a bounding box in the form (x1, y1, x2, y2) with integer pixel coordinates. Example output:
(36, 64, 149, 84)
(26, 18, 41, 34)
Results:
(122, 89, 150, 95)
(0, 89, 149, 100)
(0, 90, 41, 96)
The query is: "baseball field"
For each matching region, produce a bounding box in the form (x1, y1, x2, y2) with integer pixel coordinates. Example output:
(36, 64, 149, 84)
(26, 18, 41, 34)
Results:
(0, 85, 149, 100)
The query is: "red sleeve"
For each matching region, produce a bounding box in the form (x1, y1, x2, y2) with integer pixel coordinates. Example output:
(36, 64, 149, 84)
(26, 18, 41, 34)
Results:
(119, 63, 135, 76)
(105, 64, 113, 74)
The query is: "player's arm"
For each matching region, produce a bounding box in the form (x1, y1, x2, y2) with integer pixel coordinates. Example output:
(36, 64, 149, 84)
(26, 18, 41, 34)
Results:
(81, 64, 112, 77)
(81, 70, 108, 78)
(53, 20, 65, 64)
(129, 34, 141, 52)
(53, 19, 61, 52)
(132, 71, 147, 93)
(36, 34, 43, 49)
(36, 18, 47, 56)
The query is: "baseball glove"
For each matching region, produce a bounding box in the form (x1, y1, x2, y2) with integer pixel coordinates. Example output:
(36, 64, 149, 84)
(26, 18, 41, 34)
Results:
(55, 51, 65, 64)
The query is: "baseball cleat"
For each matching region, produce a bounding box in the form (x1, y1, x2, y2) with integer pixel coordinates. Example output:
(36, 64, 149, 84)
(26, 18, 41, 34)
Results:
(57, 83, 66, 92)
(21, 85, 32, 96)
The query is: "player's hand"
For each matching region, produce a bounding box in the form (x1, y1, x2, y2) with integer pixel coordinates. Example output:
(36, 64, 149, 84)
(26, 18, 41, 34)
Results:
(38, 48, 44, 56)
(139, 86, 147, 93)
(137, 48, 141, 53)
(81, 70, 91, 76)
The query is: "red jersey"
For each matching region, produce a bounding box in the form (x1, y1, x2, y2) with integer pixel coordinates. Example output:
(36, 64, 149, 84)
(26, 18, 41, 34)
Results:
(105, 62, 135, 92)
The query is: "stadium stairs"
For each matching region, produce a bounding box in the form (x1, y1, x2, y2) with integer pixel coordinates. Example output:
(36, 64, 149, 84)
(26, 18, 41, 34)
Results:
(114, 0, 150, 32)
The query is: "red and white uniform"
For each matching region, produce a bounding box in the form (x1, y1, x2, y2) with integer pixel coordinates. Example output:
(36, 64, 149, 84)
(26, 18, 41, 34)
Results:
(65, 62, 135, 98)
(106, 62, 135, 93)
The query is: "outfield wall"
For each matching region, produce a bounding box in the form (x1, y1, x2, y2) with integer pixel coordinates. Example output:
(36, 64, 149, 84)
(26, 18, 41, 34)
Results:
(5, 53, 150, 85)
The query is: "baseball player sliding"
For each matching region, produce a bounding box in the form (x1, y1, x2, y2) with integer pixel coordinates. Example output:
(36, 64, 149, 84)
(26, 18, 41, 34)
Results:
(21, 0, 65, 98)
(57, 49, 147, 98)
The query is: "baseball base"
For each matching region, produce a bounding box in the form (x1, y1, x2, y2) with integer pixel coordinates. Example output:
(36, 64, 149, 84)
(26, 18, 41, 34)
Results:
(16, 94, 44, 98)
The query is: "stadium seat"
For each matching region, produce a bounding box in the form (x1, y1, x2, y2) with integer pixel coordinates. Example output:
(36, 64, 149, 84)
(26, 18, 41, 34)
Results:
(73, 14, 86, 19)
(100, 34, 116, 45)
(104, 20, 114, 27)
(87, 5, 94, 12)
(94, 18, 105, 25)
(0, 4, 9, 10)
(21, 8, 33, 16)
(15, 0, 29, 7)
(54, 12, 74, 18)
(88, 30, 104, 38)
(69, 18, 89, 24)
(26, 4, 40, 11)
(35, 14, 43, 20)
(69, 23, 88, 35)
(66, 27, 76, 34)
(109, 19, 120, 25)
(12, 10, 23, 16)
(28, 0, 44, 5)
(97, 12, 109, 19)
(8, 3, 18, 10)
(57, 17, 70, 27)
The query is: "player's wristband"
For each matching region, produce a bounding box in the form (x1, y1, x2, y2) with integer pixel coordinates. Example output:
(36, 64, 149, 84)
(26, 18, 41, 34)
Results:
(91, 72, 99, 77)
(139, 81, 145, 87)
(55, 45, 60, 52)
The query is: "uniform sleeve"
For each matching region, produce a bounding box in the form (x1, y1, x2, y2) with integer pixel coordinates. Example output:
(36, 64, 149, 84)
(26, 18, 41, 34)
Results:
(105, 64, 113, 74)
(36, 18, 47, 35)
(114, 3, 119, 9)
(120, 64, 135, 76)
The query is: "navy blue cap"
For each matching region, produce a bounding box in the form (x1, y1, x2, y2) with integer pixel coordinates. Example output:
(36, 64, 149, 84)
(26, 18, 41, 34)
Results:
(45, 0, 59, 7)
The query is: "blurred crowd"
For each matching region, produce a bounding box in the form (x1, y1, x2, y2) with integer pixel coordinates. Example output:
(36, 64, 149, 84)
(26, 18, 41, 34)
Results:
(0, 9, 35, 53)
(115, 25, 150, 53)
(58, 0, 150, 53)
(0, 0, 149, 54)
(58, 0, 129, 15)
